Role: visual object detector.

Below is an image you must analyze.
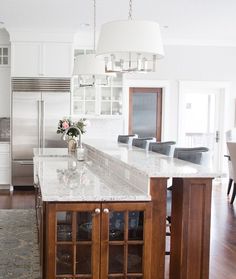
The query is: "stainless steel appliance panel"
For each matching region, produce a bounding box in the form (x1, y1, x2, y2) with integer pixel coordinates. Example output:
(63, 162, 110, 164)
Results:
(12, 92, 41, 160)
(42, 92, 70, 148)
(12, 160, 34, 186)
(12, 89, 71, 186)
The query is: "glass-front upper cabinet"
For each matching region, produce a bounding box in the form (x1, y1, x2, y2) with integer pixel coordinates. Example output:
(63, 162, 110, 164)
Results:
(72, 48, 123, 117)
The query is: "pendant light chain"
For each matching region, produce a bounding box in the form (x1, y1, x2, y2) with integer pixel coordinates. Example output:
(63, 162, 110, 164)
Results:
(93, 0, 96, 51)
(128, 0, 133, 20)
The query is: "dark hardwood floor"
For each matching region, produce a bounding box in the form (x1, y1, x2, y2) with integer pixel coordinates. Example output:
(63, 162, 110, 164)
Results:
(0, 180, 235, 279)
(0, 189, 35, 209)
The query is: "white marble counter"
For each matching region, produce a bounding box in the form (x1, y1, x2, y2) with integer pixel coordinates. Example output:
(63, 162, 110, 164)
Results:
(34, 156, 150, 202)
(84, 139, 218, 178)
(34, 148, 69, 157)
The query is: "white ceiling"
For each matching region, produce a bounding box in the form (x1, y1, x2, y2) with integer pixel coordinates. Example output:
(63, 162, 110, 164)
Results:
(0, 0, 236, 46)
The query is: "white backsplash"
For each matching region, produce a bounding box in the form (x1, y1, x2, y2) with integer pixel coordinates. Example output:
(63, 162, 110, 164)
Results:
(82, 118, 124, 141)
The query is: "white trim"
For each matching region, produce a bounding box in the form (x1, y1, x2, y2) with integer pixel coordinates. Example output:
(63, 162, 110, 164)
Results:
(178, 80, 231, 173)
(123, 77, 171, 140)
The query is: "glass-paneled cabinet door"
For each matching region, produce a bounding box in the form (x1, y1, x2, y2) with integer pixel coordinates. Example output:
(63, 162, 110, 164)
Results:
(46, 203, 101, 279)
(100, 203, 152, 279)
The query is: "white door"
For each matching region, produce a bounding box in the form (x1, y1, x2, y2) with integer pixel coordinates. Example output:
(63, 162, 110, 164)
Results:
(178, 83, 225, 172)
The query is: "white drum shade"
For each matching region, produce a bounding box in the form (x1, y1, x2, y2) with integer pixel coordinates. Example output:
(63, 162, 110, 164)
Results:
(97, 20, 164, 57)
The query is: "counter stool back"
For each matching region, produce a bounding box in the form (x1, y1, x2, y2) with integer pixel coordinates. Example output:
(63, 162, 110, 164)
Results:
(149, 141, 176, 156)
(117, 134, 138, 144)
(132, 137, 156, 150)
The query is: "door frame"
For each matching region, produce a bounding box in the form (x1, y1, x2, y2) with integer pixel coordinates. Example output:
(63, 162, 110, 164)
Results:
(129, 87, 163, 141)
(178, 81, 231, 173)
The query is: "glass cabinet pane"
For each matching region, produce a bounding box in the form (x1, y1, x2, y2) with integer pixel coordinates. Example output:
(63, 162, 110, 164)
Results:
(85, 87, 96, 100)
(74, 101, 84, 114)
(74, 87, 84, 99)
(112, 88, 122, 101)
(57, 212, 72, 242)
(76, 244, 92, 274)
(109, 245, 124, 273)
(85, 101, 96, 114)
(101, 88, 111, 100)
(109, 211, 124, 241)
(56, 244, 73, 275)
(77, 212, 92, 241)
(128, 211, 144, 240)
(112, 102, 122, 115)
(3, 48, 8, 55)
(3, 57, 8, 65)
(127, 245, 143, 273)
(101, 102, 111, 115)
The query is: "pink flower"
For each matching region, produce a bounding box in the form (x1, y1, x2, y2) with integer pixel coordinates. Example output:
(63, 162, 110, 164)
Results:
(62, 121, 69, 129)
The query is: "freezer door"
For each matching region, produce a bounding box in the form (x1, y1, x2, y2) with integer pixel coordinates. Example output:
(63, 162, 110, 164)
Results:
(42, 92, 70, 148)
(12, 92, 41, 160)
(12, 160, 34, 186)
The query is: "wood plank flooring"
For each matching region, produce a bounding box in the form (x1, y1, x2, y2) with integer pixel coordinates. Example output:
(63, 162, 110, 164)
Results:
(0, 180, 235, 279)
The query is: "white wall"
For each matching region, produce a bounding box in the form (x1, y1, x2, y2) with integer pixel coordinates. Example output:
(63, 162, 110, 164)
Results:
(123, 45, 236, 141)
(0, 29, 10, 117)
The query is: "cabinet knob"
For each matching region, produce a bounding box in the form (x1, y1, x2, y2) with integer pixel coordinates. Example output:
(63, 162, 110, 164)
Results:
(103, 208, 109, 214)
(94, 208, 101, 215)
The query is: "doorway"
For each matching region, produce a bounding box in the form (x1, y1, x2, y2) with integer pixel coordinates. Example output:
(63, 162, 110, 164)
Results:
(178, 82, 227, 172)
(129, 88, 162, 140)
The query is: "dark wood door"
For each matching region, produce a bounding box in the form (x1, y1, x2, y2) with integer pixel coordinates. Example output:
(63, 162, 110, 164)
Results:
(129, 88, 162, 141)
(100, 202, 152, 279)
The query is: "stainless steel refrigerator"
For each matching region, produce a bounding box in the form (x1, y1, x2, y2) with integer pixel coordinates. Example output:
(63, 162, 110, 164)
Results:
(11, 78, 71, 187)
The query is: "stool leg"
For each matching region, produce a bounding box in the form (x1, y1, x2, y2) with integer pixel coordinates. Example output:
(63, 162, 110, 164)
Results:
(227, 178, 233, 195)
(230, 183, 236, 204)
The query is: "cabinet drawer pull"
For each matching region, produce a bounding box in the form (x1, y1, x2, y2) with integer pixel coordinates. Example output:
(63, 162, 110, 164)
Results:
(94, 208, 101, 215)
(103, 208, 109, 214)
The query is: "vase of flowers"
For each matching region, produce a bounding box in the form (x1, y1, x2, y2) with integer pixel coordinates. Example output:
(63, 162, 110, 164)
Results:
(57, 117, 88, 153)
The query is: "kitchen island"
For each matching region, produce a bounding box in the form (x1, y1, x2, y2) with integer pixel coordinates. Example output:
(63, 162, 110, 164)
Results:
(34, 141, 217, 279)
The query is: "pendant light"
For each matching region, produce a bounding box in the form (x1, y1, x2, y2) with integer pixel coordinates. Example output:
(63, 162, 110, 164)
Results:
(73, 0, 114, 87)
(96, 0, 164, 73)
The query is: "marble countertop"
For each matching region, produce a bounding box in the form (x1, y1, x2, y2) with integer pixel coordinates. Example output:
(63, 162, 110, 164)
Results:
(34, 156, 150, 202)
(34, 148, 69, 157)
(84, 139, 218, 178)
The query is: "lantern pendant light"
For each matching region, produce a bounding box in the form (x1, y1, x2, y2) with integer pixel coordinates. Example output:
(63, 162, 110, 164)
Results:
(73, 0, 115, 87)
(96, 0, 164, 73)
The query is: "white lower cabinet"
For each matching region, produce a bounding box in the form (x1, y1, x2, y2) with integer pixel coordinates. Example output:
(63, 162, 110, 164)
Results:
(0, 143, 10, 185)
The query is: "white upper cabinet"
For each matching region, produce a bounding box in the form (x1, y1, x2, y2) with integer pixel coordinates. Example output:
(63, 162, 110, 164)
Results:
(11, 43, 41, 77)
(11, 42, 73, 77)
(42, 43, 73, 77)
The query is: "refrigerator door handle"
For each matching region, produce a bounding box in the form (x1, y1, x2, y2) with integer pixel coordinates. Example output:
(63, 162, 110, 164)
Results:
(37, 100, 41, 148)
(17, 160, 34, 166)
(41, 100, 45, 148)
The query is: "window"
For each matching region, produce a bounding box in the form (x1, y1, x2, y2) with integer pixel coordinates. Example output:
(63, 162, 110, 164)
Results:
(0, 47, 9, 65)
